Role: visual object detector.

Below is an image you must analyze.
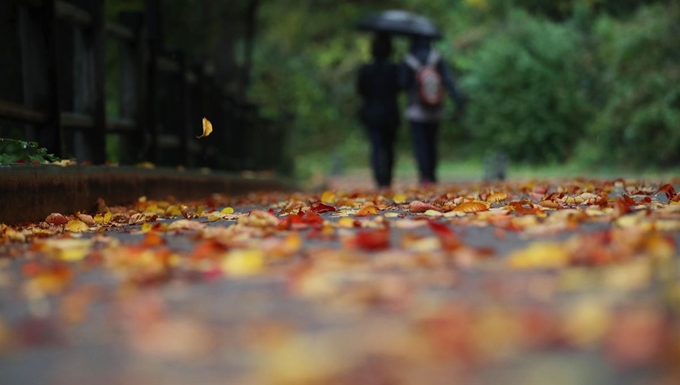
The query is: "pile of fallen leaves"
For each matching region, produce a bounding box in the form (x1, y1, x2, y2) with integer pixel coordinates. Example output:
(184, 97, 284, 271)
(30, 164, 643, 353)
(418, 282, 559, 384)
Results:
(1, 178, 679, 384)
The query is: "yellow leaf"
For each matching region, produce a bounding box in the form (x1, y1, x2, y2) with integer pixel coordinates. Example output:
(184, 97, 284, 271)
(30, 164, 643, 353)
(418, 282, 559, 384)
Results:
(196, 117, 213, 139)
(65, 220, 89, 233)
(337, 217, 355, 228)
(208, 213, 223, 222)
(140, 222, 153, 233)
(221, 207, 235, 214)
(321, 191, 336, 204)
(166, 205, 182, 217)
(40, 239, 92, 261)
(221, 249, 264, 276)
(424, 209, 443, 217)
(508, 242, 570, 269)
(393, 194, 406, 204)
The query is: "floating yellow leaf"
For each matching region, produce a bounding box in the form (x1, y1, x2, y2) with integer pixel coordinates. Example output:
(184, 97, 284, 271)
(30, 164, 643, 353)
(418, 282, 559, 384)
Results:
(221, 248, 264, 276)
(221, 207, 235, 214)
(393, 194, 406, 204)
(140, 222, 154, 232)
(196, 117, 213, 139)
(208, 213, 223, 222)
(424, 209, 443, 217)
(65, 220, 89, 233)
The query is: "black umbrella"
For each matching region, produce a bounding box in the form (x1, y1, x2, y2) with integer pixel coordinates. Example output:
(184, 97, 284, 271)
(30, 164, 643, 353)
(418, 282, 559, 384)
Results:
(357, 10, 442, 40)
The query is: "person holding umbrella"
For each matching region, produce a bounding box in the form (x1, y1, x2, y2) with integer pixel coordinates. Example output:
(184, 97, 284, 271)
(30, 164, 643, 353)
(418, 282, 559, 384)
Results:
(356, 33, 401, 189)
(358, 10, 465, 186)
(400, 35, 465, 186)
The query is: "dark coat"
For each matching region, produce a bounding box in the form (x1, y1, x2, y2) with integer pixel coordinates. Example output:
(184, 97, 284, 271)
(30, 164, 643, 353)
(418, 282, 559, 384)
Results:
(357, 59, 400, 130)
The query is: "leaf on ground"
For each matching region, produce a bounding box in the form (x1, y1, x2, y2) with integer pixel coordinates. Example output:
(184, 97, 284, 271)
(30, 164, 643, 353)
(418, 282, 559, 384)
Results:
(46, 213, 68, 225)
(65, 220, 89, 233)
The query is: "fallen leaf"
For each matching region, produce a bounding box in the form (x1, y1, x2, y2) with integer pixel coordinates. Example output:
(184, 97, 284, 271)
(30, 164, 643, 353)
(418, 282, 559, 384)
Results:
(65, 220, 89, 233)
(46, 213, 68, 225)
(355, 230, 390, 251)
(453, 201, 489, 213)
(409, 200, 437, 213)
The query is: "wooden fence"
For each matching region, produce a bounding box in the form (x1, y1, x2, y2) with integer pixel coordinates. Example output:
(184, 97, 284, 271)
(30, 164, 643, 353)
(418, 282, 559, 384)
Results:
(0, 0, 286, 172)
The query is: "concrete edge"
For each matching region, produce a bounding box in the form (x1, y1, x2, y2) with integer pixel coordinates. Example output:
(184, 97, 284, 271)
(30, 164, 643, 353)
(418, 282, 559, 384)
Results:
(0, 165, 297, 225)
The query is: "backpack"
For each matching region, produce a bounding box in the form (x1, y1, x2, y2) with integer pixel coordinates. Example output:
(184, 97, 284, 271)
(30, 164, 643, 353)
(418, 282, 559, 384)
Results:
(404, 51, 443, 108)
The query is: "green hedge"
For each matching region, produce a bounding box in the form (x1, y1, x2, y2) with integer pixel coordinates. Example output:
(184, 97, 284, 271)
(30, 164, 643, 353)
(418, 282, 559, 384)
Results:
(461, 10, 592, 163)
(578, 5, 680, 168)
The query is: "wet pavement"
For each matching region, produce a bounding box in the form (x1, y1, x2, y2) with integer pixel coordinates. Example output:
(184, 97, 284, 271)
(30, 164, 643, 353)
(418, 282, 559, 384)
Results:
(1, 177, 680, 385)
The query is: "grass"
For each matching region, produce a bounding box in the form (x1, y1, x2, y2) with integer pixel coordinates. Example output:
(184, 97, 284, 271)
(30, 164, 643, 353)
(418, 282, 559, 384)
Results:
(293, 149, 680, 187)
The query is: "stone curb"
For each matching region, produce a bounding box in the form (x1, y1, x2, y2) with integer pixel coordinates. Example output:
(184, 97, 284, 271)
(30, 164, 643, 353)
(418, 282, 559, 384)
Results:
(0, 165, 296, 225)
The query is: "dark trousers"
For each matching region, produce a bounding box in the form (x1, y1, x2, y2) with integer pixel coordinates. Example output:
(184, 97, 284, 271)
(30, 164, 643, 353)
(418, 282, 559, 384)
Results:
(410, 121, 439, 183)
(365, 124, 397, 188)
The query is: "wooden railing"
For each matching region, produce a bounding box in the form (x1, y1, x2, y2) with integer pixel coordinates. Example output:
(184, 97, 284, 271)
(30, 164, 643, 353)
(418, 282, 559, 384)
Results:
(0, 0, 285, 171)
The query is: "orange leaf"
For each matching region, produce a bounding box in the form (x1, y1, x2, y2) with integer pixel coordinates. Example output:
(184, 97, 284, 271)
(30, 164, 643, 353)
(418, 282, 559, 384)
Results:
(143, 231, 165, 247)
(356, 206, 378, 217)
(486, 192, 508, 203)
(409, 200, 437, 213)
(196, 117, 213, 139)
(453, 201, 489, 213)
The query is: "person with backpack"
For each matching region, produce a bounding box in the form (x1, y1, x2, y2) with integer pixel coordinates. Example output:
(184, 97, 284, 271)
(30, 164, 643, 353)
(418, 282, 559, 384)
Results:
(400, 36, 465, 185)
(357, 33, 401, 189)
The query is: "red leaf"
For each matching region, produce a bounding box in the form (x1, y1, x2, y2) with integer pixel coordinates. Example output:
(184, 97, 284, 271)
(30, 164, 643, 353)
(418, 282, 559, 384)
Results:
(614, 197, 631, 216)
(355, 230, 390, 251)
(428, 221, 454, 236)
(310, 203, 336, 214)
(302, 212, 324, 225)
(658, 184, 676, 200)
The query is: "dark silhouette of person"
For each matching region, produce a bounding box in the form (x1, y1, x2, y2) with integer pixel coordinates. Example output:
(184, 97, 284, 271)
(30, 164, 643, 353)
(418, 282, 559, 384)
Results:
(357, 33, 400, 189)
(399, 36, 465, 185)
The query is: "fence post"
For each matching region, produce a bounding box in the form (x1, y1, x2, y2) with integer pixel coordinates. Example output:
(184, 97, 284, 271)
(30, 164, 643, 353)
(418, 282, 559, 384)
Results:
(145, 0, 162, 163)
(39, 0, 63, 158)
(78, 0, 106, 164)
(118, 11, 145, 164)
(175, 51, 190, 167)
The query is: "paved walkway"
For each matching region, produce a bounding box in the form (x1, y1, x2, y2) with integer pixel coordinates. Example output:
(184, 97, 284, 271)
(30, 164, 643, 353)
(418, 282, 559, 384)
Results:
(1, 177, 679, 385)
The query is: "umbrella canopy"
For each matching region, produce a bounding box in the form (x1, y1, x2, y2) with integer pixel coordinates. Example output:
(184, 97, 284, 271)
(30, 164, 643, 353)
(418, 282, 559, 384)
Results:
(357, 10, 442, 40)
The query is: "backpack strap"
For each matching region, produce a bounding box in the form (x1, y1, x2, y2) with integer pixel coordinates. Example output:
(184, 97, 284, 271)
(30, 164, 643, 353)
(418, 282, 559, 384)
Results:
(404, 54, 422, 71)
(426, 50, 441, 67)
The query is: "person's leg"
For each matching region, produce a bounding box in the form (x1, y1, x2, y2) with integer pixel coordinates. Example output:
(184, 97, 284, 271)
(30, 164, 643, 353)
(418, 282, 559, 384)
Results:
(410, 121, 427, 183)
(423, 123, 439, 183)
(367, 126, 390, 188)
(383, 125, 398, 188)
(410, 121, 438, 184)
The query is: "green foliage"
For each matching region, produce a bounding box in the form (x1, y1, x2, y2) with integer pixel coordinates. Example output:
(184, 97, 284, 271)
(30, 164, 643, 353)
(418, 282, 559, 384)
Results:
(0, 138, 61, 164)
(460, 10, 592, 163)
(579, 4, 680, 169)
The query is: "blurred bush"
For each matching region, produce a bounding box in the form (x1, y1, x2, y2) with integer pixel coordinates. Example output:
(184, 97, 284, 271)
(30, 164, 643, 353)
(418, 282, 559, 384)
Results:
(460, 10, 592, 164)
(578, 5, 680, 168)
